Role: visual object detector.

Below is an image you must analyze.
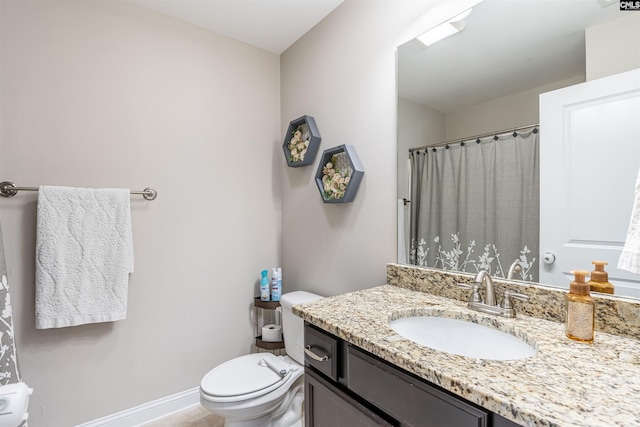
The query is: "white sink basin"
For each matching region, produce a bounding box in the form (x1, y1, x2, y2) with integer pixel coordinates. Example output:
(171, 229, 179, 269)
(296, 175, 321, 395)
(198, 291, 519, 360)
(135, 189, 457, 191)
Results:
(389, 316, 537, 361)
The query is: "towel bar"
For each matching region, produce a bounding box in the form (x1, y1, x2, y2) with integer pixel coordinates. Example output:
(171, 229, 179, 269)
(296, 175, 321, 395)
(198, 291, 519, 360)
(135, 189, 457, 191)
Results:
(0, 181, 157, 201)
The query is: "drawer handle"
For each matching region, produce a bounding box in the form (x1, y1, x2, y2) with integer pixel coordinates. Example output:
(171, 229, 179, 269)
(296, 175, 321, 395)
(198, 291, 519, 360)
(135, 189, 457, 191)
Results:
(304, 345, 329, 362)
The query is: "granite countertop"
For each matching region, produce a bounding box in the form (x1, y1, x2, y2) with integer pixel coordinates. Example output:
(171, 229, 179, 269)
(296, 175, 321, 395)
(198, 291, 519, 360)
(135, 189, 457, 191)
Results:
(293, 285, 640, 427)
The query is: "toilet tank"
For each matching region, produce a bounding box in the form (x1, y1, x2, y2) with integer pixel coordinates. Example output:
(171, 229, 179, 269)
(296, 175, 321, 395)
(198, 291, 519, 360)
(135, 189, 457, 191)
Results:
(280, 291, 323, 364)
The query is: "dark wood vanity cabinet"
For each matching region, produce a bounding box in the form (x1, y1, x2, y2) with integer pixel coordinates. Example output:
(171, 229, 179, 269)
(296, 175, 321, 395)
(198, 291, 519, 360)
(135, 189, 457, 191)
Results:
(304, 322, 521, 427)
(306, 369, 395, 426)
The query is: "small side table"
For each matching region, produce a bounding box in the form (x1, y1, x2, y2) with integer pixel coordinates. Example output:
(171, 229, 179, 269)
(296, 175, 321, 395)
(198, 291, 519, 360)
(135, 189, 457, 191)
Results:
(254, 297, 285, 355)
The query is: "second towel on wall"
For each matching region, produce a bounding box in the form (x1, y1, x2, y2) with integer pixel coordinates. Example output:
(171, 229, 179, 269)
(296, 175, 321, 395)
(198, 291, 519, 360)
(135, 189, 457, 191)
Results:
(35, 186, 134, 329)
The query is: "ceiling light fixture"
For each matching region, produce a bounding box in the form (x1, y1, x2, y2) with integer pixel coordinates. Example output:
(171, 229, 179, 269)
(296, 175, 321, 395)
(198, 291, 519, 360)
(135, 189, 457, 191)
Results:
(417, 8, 472, 47)
(597, 0, 617, 7)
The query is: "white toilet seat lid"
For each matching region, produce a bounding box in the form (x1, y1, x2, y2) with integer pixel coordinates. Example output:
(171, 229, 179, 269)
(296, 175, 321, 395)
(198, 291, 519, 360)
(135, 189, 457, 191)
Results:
(201, 353, 289, 398)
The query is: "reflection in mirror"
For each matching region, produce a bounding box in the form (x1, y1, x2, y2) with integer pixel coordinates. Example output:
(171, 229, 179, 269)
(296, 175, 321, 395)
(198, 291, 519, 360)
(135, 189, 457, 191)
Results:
(408, 127, 540, 281)
(396, 0, 640, 297)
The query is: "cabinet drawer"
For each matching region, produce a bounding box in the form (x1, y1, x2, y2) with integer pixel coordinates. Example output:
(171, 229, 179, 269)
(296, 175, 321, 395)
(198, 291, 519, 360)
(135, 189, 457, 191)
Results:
(304, 323, 338, 381)
(305, 368, 394, 427)
(347, 346, 488, 427)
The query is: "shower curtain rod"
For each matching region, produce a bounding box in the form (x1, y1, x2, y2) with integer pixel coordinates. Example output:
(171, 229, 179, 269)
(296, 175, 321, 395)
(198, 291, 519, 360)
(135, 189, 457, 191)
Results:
(408, 123, 539, 153)
(0, 181, 158, 201)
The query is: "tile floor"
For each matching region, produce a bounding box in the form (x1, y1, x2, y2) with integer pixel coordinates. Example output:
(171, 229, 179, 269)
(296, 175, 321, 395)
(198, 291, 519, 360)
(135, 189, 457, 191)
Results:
(142, 405, 223, 427)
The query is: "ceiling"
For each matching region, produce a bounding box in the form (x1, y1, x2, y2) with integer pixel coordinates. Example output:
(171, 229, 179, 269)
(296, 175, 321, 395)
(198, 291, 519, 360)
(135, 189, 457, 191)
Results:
(123, 0, 625, 112)
(125, 0, 344, 54)
(397, 0, 624, 113)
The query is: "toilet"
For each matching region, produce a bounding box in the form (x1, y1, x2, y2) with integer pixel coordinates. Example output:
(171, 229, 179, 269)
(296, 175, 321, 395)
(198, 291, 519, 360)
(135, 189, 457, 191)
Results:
(200, 291, 323, 427)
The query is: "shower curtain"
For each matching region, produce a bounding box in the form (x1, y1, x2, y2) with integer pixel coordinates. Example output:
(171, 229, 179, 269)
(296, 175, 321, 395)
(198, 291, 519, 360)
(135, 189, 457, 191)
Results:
(409, 129, 539, 281)
(0, 222, 20, 384)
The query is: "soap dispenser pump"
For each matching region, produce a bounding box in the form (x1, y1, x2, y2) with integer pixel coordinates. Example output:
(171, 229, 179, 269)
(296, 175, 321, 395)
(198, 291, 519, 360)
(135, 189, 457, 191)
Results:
(588, 261, 614, 294)
(566, 270, 594, 343)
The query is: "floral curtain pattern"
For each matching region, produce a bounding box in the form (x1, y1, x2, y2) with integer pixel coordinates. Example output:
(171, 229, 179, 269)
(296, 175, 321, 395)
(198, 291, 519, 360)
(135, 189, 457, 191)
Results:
(409, 129, 539, 281)
(411, 233, 537, 280)
(0, 224, 20, 385)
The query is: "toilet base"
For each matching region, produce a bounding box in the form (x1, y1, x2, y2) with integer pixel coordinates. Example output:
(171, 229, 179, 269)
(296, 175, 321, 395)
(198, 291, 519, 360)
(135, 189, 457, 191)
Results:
(223, 417, 301, 427)
(221, 406, 302, 427)
(217, 377, 304, 427)
(223, 414, 271, 427)
(270, 383, 303, 427)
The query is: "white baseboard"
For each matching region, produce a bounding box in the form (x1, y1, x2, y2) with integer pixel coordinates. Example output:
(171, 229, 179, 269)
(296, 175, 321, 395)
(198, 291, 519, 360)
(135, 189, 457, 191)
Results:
(75, 387, 201, 427)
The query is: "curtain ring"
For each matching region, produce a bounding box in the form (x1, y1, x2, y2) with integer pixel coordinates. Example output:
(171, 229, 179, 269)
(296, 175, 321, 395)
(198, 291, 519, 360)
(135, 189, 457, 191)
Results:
(460, 141, 465, 147)
(476, 138, 481, 144)
(432, 147, 437, 152)
(493, 135, 499, 141)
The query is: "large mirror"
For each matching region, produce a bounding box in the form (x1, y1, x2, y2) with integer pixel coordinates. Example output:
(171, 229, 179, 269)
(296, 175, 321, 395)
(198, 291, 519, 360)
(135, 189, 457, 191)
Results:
(397, 0, 640, 297)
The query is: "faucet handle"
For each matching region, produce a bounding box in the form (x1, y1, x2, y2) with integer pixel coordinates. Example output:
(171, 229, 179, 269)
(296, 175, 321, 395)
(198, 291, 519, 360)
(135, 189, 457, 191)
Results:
(501, 290, 529, 309)
(457, 283, 482, 303)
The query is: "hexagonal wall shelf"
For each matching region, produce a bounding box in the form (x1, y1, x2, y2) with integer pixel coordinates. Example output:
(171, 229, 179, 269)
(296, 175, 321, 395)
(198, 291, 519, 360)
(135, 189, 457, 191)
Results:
(282, 115, 321, 167)
(315, 145, 364, 204)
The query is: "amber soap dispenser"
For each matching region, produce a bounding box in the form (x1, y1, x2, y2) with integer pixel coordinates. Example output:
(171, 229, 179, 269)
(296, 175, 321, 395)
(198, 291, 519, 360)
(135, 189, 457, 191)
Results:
(566, 270, 594, 343)
(588, 261, 614, 294)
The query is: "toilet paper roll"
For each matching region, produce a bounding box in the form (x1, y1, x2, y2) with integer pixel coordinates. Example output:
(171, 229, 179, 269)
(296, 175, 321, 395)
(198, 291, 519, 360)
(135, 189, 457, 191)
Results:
(262, 324, 282, 342)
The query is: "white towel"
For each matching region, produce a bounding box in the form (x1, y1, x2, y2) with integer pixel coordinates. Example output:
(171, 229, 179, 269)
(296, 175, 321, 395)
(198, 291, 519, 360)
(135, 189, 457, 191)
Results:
(619, 170, 640, 274)
(35, 186, 134, 329)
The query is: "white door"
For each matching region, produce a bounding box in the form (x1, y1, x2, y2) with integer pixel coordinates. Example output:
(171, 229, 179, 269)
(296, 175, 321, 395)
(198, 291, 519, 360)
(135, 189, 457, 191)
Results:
(539, 68, 640, 298)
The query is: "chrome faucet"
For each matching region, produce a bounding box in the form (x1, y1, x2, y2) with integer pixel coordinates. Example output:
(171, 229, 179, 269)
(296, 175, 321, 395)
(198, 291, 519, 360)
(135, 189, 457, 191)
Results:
(474, 270, 496, 306)
(507, 260, 523, 280)
(457, 270, 529, 318)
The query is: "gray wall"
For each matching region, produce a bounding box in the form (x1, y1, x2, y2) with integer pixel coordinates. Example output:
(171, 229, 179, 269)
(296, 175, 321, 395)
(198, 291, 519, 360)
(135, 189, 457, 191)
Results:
(586, 13, 640, 81)
(0, 1, 281, 425)
(279, 0, 477, 296)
